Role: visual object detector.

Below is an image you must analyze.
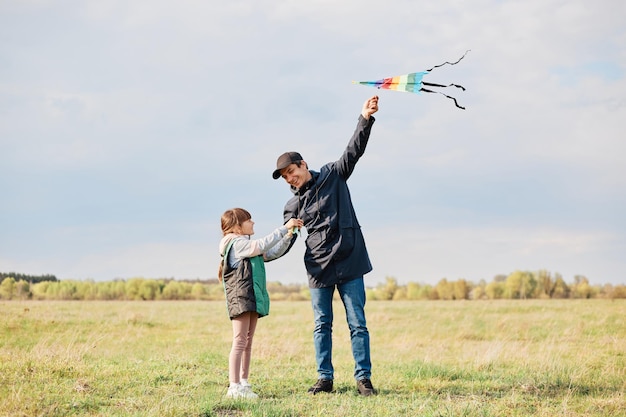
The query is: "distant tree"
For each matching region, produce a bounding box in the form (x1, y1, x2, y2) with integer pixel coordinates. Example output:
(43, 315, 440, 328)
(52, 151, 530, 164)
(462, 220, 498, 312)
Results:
(535, 269, 555, 298)
(14, 280, 31, 300)
(485, 281, 505, 299)
(58, 281, 79, 300)
(453, 279, 470, 300)
(191, 283, 206, 300)
(112, 281, 127, 299)
(0, 277, 16, 300)
(162, 280, 192, 300)
(552, 274, 570, 299)
(611, 285, 626, 299)
(75, 280, 96, 300)
(365, 288, 378, 301)
(471, 279, 487, 300)
(125, 278, 145, 300)
(208, 283, 226, 300)
(139, 280, 163, 300)
(572, 275, 594, 299)
(406, 282, 422, 300)
(435, 278, 453, 300)
(504, 271, 536, 299)
(94, 281, 115, 300)
(417, 284, 433, 300)
(392, 286, 407, 300)
(493, 274, 507, 283)
(521, 271, 538, 299)
(31, 281, 50, 300)
(374, 277, 400, 300)
(423, 284, 437, 300)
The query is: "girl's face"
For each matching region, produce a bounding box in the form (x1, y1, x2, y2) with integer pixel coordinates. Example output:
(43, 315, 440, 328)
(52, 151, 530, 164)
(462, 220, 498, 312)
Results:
(240, 218, 254, 235)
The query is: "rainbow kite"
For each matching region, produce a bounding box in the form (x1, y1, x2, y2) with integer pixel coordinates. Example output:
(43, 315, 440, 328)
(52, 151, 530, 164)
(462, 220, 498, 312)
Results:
(353, 50, 470, 109)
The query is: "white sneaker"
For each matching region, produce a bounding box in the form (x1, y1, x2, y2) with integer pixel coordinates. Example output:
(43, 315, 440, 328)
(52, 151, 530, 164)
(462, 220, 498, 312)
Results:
(240, 384, 258, 397)
(226, 383, 259, 399)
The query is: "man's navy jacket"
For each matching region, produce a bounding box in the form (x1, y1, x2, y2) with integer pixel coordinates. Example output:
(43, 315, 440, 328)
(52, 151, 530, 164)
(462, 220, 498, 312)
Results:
(282, 115, 375, 289)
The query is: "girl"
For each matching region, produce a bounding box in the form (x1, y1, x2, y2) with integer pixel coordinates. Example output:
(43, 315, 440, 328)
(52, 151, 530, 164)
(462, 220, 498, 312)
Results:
(218, 208, 302, 399)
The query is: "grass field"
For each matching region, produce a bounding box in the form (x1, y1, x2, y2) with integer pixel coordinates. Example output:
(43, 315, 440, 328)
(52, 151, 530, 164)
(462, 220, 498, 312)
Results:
(1, 299, 624, 416)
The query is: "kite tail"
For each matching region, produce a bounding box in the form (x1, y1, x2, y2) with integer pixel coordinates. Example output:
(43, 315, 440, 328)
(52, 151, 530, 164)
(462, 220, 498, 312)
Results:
(422, 81, 466, 91)
(421, 52, 469, 109)
(426, 50, 471, 72)
(420, 88, 465, 110)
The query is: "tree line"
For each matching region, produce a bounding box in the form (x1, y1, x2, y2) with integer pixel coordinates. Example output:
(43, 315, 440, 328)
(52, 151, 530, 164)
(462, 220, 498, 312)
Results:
(1, 270, 625, 301)
(0, 272, 58, 284)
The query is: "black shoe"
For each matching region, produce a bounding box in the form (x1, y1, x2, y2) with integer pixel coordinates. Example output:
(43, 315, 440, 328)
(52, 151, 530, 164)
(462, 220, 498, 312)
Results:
(357, 378, 376, 396)
(308, 378, 333, 394)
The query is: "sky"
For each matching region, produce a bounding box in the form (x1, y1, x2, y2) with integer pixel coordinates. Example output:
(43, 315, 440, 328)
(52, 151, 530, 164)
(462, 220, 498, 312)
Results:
(1, 0, 625, 287)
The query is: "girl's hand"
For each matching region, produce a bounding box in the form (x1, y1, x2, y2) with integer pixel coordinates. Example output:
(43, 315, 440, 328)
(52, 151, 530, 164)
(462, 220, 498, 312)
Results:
(286, 218, 304, 235)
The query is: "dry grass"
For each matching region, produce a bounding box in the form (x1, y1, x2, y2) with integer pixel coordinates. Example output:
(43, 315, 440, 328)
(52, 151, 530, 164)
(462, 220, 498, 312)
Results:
(1, 299, 625, 416)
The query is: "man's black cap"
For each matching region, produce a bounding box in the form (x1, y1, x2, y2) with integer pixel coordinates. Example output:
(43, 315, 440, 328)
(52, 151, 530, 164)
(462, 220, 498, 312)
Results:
(272, 151, 302, 179)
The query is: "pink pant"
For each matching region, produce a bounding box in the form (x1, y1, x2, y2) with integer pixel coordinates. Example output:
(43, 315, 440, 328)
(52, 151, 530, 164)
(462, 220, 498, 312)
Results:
(229, 311, 258, 383)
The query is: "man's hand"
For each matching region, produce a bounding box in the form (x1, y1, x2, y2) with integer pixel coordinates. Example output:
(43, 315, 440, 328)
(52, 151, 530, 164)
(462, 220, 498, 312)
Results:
(361, 95, 379, 120)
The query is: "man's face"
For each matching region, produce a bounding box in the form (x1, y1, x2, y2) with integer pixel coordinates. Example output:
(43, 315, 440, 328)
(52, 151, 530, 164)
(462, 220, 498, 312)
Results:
(279, 162, 311, 189)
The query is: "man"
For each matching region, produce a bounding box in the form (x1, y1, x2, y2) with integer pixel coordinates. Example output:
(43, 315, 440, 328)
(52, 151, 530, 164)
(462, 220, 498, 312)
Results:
(272, 95, 379, 396)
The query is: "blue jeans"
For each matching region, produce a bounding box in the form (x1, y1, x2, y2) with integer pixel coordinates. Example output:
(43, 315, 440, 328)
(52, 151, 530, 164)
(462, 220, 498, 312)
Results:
(309, 277, 371, 381)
